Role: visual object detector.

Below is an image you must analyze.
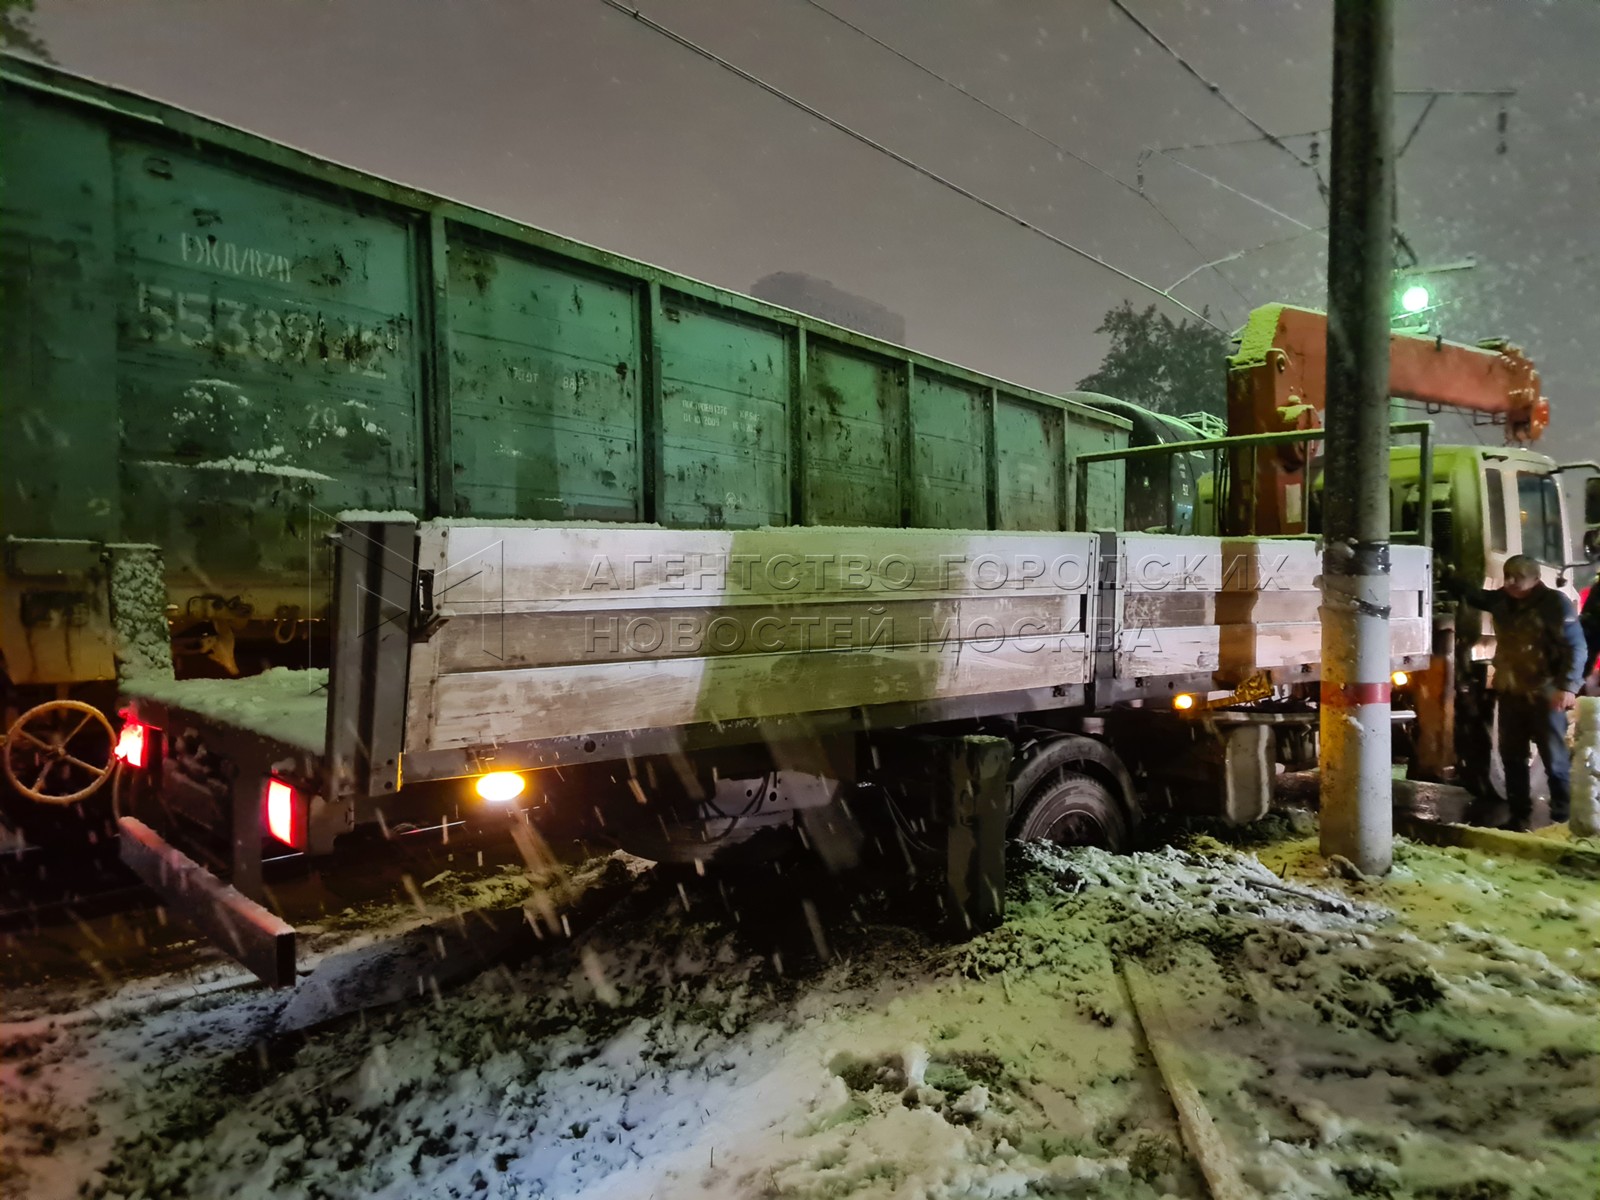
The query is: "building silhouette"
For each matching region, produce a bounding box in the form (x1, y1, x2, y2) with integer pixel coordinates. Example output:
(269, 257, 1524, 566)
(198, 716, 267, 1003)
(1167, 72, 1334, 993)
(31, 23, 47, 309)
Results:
(750, 272, 907, 345)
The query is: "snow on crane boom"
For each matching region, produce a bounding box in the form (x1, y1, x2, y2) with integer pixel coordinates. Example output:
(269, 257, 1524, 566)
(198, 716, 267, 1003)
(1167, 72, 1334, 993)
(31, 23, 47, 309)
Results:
(1223, 303, 1549, 536)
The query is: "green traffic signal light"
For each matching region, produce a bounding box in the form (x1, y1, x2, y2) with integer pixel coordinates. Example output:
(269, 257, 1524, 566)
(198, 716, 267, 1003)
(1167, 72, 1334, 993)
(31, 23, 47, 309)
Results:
(1400, 284, 1431, 314)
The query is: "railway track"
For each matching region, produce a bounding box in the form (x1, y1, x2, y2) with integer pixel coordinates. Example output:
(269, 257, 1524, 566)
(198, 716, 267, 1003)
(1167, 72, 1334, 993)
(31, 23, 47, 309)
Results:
(0, 815, 607, 996)
(0, 833, 143, 931)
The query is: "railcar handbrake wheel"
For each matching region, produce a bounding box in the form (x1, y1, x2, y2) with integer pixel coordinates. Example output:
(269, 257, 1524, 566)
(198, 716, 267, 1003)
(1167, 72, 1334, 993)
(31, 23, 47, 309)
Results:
(2, 700, 117, 805)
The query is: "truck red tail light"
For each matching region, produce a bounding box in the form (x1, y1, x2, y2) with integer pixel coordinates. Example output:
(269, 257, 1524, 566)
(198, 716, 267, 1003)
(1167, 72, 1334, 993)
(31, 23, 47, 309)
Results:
(264, 778, 307, 850)
(114, 720, 151, 770)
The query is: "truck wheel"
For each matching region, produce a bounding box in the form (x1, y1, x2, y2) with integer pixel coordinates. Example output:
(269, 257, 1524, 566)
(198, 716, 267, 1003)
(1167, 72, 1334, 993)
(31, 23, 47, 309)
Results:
(1012, 771, 1130, 850)
(1009, 735, 1136, 851)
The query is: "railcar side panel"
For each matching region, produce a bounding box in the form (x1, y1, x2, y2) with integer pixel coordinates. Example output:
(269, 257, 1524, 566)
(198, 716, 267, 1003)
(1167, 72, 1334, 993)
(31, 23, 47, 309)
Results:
(113, 138, 426, 614)
(995, 398, 1065, 531)
(0, 95, 121, 545)
(445, 234, 642, 521)
(654, 295, 790, 528)
(909, 372, 988, 530)
(800, 339, 906, 526)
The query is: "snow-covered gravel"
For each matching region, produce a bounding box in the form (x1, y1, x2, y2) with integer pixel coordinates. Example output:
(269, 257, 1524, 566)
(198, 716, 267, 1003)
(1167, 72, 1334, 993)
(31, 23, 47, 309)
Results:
(3, 824, 1596, 1200)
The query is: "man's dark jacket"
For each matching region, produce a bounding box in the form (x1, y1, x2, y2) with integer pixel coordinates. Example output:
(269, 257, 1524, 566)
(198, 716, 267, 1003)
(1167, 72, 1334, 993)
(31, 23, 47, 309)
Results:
(1462, 581, 1587, 697)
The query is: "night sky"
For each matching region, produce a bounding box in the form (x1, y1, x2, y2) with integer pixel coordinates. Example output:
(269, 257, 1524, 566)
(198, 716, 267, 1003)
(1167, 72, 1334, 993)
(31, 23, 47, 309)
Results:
(26, 0, 1600, 448)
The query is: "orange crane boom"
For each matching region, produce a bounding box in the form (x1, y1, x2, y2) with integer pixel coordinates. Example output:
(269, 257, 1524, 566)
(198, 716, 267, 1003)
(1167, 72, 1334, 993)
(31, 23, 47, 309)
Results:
(1223, 304, 1549, 535)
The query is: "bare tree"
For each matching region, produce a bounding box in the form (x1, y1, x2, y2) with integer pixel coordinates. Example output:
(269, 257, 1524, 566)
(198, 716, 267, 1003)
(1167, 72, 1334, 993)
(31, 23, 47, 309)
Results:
(1, 0, 49, 60)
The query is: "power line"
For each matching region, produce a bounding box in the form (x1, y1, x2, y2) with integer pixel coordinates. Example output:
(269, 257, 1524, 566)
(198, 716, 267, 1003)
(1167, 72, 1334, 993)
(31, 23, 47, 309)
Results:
(599, 0, 1222, 328)
(1135, 142, 1327, 246)
(1395, 87, 1517, 160)
(1150, 128, 1327, 156)
(800, 0, 1250, 310)
(1106, 0, 1315, 171)
(1165, 225, 1325, 292)
(803, 0, 1133, 193)
(1108, 0, 1331, 212)
(1395, 88, 1515, 97)
(1155, 151, 1320, 232)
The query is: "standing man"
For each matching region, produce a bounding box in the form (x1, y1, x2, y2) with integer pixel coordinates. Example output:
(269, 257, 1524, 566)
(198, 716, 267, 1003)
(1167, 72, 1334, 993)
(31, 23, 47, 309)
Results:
(1579, 580, 1600, 690)
(1460, 555, 1586, 830)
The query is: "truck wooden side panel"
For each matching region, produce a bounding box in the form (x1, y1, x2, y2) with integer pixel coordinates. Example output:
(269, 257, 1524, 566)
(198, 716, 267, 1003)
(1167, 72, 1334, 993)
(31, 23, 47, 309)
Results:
(397, 523, 1431, 772)
(1113, 535, 1432, 685)
(403, 524, 1097, 755)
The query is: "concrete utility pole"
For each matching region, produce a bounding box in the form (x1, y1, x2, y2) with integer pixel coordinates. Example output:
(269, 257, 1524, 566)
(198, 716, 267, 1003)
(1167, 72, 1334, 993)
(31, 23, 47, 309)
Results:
(1319, 0, 1395, 875)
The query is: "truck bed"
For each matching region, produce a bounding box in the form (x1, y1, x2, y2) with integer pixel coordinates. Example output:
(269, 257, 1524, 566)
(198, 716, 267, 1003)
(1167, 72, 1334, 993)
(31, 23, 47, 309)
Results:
(395, 521, 1432, 780)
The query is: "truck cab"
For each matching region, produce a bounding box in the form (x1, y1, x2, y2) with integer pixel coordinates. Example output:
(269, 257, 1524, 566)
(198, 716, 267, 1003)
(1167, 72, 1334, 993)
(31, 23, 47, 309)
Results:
(1391, 443, 1584, 608)
(1175, 428, 1596, 796)
(1388, 442, 1599, 795)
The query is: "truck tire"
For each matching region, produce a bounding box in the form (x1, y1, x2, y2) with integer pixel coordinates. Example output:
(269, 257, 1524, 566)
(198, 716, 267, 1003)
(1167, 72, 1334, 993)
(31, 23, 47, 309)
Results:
(1009, 735, 1137, 851)
(1012, 772, 1129, 850)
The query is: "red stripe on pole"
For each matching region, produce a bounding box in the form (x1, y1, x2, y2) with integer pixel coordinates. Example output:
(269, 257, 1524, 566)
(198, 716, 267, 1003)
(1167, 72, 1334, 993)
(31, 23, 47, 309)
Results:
(1321, 682, 1392, 707)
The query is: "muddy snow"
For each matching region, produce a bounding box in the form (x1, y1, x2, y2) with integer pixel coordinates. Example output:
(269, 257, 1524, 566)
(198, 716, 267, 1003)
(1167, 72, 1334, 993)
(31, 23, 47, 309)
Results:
(3, 824, 1596, 1200)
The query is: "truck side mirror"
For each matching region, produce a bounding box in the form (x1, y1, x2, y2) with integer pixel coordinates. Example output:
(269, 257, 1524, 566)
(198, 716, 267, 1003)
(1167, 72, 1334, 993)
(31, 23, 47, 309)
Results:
(1586, 475, 1600, 527)
(1586, 527, 1600, 563)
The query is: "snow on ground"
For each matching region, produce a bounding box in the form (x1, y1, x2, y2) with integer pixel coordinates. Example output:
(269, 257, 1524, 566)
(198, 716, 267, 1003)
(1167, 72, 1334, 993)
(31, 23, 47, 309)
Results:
(3, 823, 1597, 1200)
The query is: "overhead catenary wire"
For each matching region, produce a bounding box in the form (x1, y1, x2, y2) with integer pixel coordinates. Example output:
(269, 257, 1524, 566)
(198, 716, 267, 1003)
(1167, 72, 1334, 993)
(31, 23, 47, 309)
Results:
(1165, 225, 1325, 292)
(1397, 93, 1440, 160)
(599, 0, 1222, 329)
(1136, 139, 1327, 235)
(1394, 88, 1515, 97)
(801, 0, 1252, 310)
(1109, 0, 1332, 213)
(1148, 128, 1328, 156)
(807, 0, 1319, 311)
(803, 0, 1134, 194)
(1395, 87, 1517, 160)
(1155, 151, 1320, 232)
(1106, 0, 1315, 171)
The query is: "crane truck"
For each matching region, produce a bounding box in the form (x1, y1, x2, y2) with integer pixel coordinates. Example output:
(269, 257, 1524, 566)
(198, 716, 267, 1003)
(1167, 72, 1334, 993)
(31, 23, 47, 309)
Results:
(1218, 303, 1600, 801)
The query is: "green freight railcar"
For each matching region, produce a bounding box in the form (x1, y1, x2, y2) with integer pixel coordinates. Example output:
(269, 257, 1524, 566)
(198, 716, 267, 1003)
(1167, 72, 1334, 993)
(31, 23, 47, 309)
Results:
(0, 54, 1128, 689)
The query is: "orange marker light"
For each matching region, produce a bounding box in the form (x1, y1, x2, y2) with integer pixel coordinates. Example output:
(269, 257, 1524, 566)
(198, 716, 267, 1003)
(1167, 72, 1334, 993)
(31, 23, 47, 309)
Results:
(1173, 693, 1196, 711)
(1391, 671, 1409, 687)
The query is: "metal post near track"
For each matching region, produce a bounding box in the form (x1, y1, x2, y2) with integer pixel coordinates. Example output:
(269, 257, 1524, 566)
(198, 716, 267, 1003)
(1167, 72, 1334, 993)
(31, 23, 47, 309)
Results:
(1319, 0, 1395, 875)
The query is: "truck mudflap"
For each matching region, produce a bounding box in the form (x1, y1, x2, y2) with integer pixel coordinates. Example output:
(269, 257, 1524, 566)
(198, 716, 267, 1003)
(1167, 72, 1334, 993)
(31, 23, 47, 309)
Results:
(118, 816, 296, 987)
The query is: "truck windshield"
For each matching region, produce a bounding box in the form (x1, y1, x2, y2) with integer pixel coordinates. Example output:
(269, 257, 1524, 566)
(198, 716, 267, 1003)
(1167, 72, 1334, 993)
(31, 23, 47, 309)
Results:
(1516, 471, 1565, 565)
